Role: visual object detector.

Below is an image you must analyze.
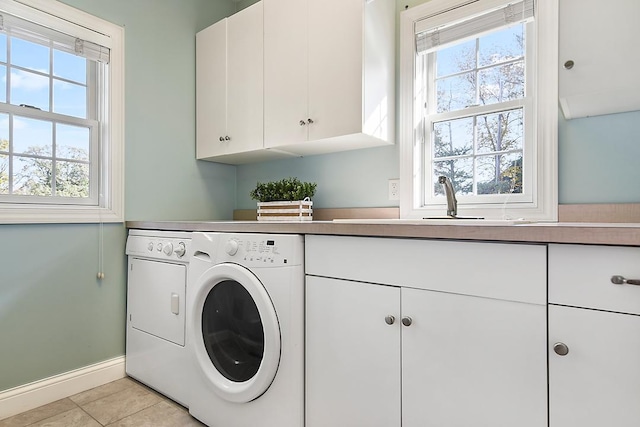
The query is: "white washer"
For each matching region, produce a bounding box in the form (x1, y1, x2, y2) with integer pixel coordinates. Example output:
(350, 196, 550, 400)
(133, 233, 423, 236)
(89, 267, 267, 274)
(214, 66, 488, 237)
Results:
(187, 232, 304, 427)
(125, 229, 192, 407)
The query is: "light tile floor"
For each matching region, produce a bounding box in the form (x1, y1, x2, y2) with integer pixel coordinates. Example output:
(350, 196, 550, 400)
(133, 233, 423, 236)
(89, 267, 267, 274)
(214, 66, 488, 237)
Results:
(0, 378, 205, 427)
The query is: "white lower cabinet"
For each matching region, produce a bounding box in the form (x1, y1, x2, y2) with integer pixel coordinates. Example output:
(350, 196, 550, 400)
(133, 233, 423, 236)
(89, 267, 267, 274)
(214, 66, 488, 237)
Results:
(402, 288, 546, 427)
(549, 306, 640, 426)
(549, 244, 640, 427)
(305, 235, 548, 427)
(306, 276, 401, 427)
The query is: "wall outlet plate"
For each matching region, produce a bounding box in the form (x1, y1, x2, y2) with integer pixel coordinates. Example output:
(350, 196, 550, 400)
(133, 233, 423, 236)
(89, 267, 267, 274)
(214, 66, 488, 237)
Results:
(388, 179, 400, 201)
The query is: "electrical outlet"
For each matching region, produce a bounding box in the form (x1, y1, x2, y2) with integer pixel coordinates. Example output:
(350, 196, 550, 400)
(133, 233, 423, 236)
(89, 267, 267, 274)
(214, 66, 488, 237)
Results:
(388, 179, 400, 201)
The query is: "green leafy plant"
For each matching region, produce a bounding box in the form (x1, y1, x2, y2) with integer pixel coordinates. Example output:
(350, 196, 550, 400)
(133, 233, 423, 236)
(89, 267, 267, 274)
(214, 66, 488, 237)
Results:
(249, 177, 317, 202)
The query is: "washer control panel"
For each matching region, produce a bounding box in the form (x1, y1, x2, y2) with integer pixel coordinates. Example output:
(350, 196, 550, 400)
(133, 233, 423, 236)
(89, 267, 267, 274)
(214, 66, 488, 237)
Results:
(220, 235, 303, 267)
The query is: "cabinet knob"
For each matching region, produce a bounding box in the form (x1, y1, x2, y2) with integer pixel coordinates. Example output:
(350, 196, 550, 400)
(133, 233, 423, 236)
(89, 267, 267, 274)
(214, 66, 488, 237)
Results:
(219, 136, 224, 142)
(563, 60, 575, 70)
(553, 342, 569, 356)
(225, 136, 230, 141)
(401, 316, 413, 327)
(299, 120, 307, 126)
(307, 118, 314, 124)
(384, 315, 395, 325)
(611, 275, 640, 286)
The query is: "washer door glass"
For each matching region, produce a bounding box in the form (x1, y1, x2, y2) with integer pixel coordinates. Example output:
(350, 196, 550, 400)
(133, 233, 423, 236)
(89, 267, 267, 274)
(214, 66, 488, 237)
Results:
(202, 280, 264, 382)
(192, 263, 281, 403)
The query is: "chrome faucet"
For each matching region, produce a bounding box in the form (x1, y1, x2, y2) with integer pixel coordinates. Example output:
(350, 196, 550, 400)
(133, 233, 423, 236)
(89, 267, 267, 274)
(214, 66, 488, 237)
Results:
(438, 176, 457, 217)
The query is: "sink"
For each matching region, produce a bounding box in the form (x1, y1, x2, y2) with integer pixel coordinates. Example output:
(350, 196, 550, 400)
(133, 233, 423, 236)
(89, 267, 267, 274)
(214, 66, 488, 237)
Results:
(332, 218, 535, 226)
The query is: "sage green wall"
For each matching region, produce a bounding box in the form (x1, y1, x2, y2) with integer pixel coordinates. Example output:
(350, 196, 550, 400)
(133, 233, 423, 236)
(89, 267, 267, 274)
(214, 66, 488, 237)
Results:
(236, 0, 640, 209)
(0, 0, 236, 392)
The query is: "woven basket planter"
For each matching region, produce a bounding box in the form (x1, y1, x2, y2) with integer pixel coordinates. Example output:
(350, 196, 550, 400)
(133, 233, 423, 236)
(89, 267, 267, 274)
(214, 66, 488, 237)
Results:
(257, 199, 313, 221)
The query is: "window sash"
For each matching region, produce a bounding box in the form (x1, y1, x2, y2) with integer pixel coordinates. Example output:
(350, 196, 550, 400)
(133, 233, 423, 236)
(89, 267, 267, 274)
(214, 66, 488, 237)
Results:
(0, 5, 103, 207)
(0, 104, 99, 205)
(418, 18, 536, 209)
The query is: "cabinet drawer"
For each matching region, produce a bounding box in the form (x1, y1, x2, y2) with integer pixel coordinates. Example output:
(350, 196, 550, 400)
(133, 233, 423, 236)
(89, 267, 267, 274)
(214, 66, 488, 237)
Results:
(549, 244, 640, 315)
(305, 235, 546, 305)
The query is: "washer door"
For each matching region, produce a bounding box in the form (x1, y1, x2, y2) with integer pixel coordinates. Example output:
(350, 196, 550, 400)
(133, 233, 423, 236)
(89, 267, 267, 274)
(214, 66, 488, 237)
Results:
(192, 263, 281, 403)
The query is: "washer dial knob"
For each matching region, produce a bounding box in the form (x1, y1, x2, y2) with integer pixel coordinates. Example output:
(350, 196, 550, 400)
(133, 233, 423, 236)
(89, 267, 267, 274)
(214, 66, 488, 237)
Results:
(225, 239, 239, 256)
(163, 242, 174, 256)
(174, 242, 186, 258)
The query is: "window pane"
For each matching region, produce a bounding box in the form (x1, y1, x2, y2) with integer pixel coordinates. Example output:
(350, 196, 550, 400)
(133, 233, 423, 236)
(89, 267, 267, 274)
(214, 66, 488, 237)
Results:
(53, 80, 87, 118)
(10, 37, 50, 73)
(0, 154, 8, 194)
(0, 113, 9, 149)
(433, 117, 473, 158)
(478, 62, 525, 105)
(479, 25, 525, 68)
(436, 39, 475, 77)
(436, 72, 475, 113)
(56, 160, 89, 197)
(476, 108, 523, 154)
(433, 158, 473, 196)
(56, 124, 90, 161)
(12, 155, 52, 196)
(0, 33, 6, 63)
(477, 153, 523, 194)
(11, 69, 50, 110)
(0, 65, 6, 103)
(14, 117, 53, 156)
(53, 50, 87, 84)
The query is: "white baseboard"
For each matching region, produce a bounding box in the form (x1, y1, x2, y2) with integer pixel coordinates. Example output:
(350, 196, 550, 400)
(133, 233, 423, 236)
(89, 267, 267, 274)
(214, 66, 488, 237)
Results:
(0, 356, 126, 421)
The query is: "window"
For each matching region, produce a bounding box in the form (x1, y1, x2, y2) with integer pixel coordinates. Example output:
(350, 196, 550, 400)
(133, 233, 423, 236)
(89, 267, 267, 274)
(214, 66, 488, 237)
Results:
(400, 0, 557, 221)
(0, 0, 123, 223)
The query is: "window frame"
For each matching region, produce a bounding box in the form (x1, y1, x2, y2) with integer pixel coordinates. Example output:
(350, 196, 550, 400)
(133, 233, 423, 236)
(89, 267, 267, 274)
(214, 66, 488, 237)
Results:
(0, 0, 124, 224)
(399, 0, 558, 221)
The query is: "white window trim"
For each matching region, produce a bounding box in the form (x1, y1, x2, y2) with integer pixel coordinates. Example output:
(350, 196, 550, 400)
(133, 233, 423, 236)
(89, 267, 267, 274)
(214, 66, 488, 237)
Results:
(0, 0, 124, 224)
(399, 0, 558, 221)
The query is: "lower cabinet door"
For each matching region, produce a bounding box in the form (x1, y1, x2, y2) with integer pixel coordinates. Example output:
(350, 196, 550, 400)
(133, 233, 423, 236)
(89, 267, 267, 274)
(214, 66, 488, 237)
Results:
(402, 288, 548, 427)
(549, 305, 640, 427)
(305, 276, 401, 427)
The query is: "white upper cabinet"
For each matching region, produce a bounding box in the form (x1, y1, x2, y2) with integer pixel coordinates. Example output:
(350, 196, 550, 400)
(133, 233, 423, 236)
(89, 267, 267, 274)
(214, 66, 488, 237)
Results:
(559, 0, 640, 119)
(262, 0, 308, 147)
(196, 18, 226, 159)
(264, 0, 395, 156)
(197, 2, 290, 164)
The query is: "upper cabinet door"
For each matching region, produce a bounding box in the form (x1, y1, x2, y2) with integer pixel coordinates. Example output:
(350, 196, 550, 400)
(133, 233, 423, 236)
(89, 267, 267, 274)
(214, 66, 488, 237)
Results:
(307, 0, 363, 142)
(226, 2, 264, 153)
(263, 0, 395, 156)
(264, 0, 309, 148)
(559, 0, 640, 119)
(196, 18, 227, 159)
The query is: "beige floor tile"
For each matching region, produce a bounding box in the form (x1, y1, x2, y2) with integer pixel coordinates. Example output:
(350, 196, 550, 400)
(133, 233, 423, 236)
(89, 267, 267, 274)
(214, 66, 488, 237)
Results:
(0, 399, 77, 427)
(80, 384, 162, 425)
(106, 401, 205, 427)
(29, 408, 101, 427)
(70, 378, 137, 406)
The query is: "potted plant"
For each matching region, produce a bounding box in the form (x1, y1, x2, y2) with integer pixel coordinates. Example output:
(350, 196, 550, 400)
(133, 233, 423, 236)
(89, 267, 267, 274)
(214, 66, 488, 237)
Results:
(250, 177, 317, 221)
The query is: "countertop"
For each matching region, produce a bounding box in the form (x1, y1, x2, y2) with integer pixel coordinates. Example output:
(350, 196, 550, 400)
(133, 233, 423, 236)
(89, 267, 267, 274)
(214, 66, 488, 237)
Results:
(125, 220, 640, 246)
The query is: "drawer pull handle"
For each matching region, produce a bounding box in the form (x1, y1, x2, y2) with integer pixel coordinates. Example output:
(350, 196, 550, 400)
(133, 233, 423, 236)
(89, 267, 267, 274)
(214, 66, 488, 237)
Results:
(611, 275, 640, 286)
